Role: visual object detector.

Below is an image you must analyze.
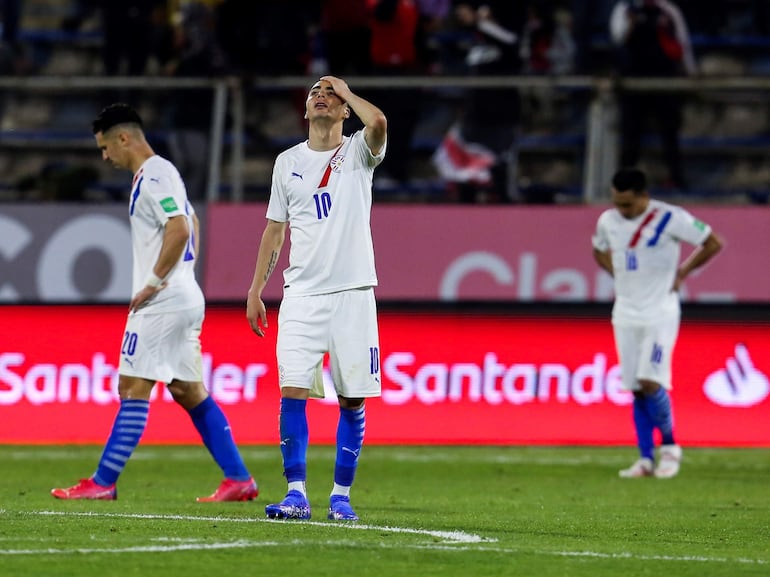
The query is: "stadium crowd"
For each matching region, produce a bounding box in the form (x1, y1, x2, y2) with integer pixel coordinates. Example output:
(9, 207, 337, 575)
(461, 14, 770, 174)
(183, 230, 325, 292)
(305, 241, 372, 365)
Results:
(1, 0, 770, 203)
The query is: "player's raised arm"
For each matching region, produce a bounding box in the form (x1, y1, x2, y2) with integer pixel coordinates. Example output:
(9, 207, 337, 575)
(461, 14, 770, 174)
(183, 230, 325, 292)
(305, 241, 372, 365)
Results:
(319, 75, 387, 155)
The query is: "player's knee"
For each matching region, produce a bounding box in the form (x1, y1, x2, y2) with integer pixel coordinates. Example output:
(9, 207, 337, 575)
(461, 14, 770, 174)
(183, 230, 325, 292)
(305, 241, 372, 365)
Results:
(339, 396, 365, 410)
(638, 380, 661, 396)
(167, 380, 207, 407)
(117, 376, 153, 400)
(280, 386, 310, 400)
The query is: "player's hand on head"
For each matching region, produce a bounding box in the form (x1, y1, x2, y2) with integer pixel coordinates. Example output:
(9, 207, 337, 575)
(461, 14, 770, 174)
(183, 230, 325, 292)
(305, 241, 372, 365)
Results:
(319, 76, 350, 99)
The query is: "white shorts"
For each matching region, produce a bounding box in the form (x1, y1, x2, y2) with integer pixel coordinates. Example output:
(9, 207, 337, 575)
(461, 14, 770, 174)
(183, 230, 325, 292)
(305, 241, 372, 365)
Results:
(118, 305, 204, 384)
(276, 288, 381, 399)
(613, 317, 680, 391)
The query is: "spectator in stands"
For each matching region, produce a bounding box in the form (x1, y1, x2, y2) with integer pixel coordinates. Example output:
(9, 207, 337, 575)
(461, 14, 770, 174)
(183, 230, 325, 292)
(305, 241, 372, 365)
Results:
(753, 0, 770, 35)
(215, 0, 315, 159)
(0, 0, 19, 46)
(520, 1, 576, 75)
(434, 1, 526, 203)
(62, 0, 170, 76)
(164, 1, 228, 200)
(675, 0, 725, 36)
(215, 0, 313, 77)
(414, 0, 452, 74)
(367, 0, 423, 188)
(610, 0, 697, 190)
(319, 0, 371, 76)
(0, 0, 32, 75)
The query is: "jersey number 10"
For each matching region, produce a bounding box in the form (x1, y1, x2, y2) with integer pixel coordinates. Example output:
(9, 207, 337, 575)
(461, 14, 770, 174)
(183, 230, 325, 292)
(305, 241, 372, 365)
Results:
(313, 192, 332, 219)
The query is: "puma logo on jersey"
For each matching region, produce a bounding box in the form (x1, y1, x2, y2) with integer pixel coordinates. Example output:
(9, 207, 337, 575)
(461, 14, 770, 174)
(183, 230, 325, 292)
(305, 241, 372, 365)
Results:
(291, 172, 303, 179)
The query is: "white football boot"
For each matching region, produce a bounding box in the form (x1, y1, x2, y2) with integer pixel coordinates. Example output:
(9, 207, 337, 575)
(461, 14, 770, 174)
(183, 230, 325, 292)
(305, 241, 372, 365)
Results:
(619, 457, 654, 478)
(654, 444, 682, 479)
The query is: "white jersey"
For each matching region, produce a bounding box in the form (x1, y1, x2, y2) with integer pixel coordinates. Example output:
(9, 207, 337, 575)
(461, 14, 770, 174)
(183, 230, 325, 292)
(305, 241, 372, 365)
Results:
(592, 198, 711, 325)
(267, 129, 385, 296)
(129, 155, 204, 313)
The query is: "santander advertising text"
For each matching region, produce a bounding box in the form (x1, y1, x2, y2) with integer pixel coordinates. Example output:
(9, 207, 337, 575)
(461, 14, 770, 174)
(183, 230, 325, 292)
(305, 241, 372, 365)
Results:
(1, 306, 768, 446)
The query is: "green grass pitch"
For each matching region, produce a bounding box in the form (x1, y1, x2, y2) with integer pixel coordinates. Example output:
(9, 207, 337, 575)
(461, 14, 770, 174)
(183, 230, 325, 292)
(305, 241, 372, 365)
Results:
(1, 445, 768, 577)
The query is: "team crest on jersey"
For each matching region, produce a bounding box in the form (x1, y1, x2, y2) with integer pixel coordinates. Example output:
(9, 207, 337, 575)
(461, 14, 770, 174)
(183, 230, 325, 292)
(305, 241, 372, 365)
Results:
(330, 154, 345, 173)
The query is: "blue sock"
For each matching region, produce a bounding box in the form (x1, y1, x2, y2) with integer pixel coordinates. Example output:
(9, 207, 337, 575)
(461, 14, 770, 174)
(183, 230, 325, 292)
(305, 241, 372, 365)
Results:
(279, 398, 308, 483)
(93, 399, 149, 486)
(632, 395, 655, 461)
(646, 387, 675, 445)
(189, 396, 250, 481)
(335, 406, 366, 487)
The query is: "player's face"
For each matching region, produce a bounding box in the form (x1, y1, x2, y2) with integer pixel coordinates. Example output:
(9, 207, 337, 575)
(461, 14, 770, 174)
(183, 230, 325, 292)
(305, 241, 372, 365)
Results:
(306, 81, 348, 122)
(612, 188, 648, 219)
(95, 130, 127, 169)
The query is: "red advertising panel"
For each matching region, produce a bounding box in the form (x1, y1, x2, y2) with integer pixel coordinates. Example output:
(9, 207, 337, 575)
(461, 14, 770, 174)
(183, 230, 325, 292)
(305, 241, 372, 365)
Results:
(204, 203, 770, 302)
(1, 305, 769, 446)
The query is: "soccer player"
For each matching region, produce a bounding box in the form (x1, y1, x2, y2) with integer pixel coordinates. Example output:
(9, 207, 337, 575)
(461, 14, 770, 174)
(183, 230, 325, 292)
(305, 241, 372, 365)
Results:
(246, 76, 386, 521)
(51, 104, 257, 502)
(592, 167, 722, 478)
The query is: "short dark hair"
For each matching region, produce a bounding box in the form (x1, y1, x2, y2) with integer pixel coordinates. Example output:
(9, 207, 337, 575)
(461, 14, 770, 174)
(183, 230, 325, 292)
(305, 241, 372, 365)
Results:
(611, 167, 647, 194)
(92, 103, 143, 135)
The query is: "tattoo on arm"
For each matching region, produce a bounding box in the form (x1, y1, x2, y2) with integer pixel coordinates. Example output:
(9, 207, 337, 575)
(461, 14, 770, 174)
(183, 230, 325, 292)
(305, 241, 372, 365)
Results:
(264, 251, 278, 282)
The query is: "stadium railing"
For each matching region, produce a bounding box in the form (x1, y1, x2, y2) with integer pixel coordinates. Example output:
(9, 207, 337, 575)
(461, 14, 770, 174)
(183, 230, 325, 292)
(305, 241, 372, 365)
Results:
(1, 74, 770, 204)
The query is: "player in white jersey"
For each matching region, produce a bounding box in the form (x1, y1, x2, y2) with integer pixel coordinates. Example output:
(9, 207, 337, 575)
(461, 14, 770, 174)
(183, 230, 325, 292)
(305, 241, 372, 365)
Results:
(52, 104, 257, 502)
(246, 76, 387, 521)
(592, 167, 722, 479)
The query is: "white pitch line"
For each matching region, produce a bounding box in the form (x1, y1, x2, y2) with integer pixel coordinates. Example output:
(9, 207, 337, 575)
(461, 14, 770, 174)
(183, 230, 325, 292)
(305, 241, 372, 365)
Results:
(402, 544, 768, 565)
(0, 540, 278, 555)
(30, 510, 492, 544)
(6, 511, 767, 566)
(1, 538, 767, 566)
